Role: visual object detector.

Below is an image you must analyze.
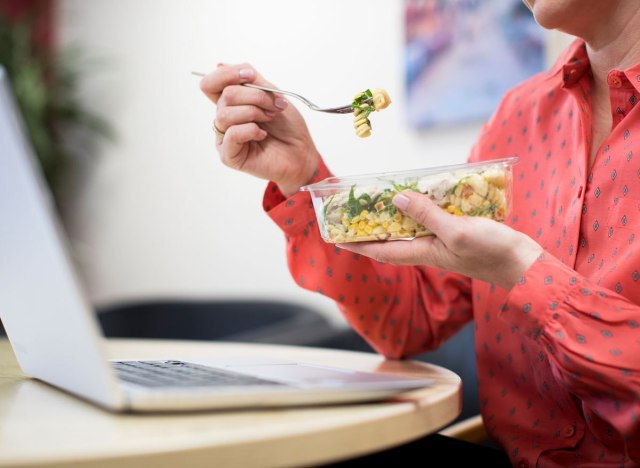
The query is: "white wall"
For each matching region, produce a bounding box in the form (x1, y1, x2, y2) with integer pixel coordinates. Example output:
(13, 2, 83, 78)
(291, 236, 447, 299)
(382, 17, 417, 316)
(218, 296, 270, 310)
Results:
(55, 0, 573, 324)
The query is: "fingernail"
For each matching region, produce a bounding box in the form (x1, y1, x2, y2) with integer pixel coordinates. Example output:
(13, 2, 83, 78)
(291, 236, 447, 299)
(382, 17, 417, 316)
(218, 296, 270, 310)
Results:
(265, 110, 276, 117)
(392, 194, 409, 210)
(239, 68, 255, 79)
(275, 98, 288, 109)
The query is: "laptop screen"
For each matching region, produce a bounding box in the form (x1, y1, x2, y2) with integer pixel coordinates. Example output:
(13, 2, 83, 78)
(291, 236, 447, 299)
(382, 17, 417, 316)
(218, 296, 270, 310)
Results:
(0, 66, 123, 407)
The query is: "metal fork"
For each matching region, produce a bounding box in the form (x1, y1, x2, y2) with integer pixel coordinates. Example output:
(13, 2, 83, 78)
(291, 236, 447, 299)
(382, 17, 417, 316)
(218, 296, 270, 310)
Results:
(192, 71, 367, 114)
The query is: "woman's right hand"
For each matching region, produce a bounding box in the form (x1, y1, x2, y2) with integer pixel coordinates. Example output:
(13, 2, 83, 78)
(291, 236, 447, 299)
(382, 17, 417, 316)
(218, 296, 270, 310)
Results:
(199, 63, 321, 197)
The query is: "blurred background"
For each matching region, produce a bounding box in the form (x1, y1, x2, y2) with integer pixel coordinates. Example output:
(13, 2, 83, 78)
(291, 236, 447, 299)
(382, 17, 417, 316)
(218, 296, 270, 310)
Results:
(0, 0, 573, 322)
(0, 0, 574, 423)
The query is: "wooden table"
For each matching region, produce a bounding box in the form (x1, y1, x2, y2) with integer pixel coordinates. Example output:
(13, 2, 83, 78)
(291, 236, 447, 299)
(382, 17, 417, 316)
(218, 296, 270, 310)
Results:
(0, 338, 461, 467)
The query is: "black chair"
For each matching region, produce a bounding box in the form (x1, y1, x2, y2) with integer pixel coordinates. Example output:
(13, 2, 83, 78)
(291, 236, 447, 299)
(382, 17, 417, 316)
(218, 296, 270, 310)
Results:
(97, 299, 342, 346)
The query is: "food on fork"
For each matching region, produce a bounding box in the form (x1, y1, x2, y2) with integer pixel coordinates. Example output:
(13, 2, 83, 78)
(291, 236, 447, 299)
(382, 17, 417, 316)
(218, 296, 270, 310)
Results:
(352, 88, 391, 138)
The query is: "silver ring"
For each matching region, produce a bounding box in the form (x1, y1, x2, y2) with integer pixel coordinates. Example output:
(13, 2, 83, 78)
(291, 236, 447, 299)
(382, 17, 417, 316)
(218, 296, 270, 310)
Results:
(213, 121, 225, 138)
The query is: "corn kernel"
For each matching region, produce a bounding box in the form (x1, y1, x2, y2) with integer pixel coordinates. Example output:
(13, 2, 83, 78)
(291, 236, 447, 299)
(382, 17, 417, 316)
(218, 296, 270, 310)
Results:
(388, 222, 401, 232)
(402, 217, 417, 230)
(446, 205, 464, 216)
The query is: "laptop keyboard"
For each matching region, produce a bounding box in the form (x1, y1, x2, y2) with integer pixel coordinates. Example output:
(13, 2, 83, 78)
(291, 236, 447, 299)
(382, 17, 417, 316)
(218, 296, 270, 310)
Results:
(112, 360, 284, 388)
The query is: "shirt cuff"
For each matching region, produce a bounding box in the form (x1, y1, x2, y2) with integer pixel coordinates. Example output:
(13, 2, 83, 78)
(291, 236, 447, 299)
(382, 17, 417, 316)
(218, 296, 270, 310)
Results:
(499, 251, 578, 339)
(262, 158, 333, 237)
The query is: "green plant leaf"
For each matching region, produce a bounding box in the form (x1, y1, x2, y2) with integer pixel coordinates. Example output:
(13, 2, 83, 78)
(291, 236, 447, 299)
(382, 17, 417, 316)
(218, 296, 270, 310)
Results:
(0, 11, 113, 209)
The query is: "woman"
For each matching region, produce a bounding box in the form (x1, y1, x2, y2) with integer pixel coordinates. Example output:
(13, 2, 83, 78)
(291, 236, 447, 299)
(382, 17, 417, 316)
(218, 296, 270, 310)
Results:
(200, 1, 640, 465)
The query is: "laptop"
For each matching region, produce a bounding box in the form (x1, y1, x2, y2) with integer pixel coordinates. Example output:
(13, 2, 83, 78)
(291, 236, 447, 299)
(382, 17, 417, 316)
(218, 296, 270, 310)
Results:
(0, 66, 432, 412)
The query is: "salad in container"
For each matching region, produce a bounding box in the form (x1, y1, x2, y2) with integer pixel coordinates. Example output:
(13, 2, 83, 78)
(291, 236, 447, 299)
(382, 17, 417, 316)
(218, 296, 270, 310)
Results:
(301, 157, 518, 243)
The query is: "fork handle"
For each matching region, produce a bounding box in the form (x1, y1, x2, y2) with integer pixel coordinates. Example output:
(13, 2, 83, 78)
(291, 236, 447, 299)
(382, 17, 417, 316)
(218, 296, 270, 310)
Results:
(192, 72, 313, 107)
(242, 83, 315, 107)
(191, 71, 348, 112)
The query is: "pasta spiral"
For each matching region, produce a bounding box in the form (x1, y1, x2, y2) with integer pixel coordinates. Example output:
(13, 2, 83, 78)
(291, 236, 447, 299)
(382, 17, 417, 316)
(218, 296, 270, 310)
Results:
(353, 108, 372, 137)
(371, 88, 391, 110)
(352, 88, 391, 138)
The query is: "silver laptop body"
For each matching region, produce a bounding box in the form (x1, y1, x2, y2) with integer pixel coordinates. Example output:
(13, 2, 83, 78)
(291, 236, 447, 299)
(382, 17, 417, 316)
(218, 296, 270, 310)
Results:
(0, 66, 431, 412)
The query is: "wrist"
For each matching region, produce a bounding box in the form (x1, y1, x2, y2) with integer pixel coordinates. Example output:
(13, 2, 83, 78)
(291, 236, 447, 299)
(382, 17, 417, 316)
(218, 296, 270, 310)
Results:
(278, 150, 324, 198)
(500, 234, 543, 290)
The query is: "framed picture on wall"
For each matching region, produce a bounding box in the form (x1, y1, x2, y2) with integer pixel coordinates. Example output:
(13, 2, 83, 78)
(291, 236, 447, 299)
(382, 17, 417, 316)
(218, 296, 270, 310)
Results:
(404, 0, 545, 129)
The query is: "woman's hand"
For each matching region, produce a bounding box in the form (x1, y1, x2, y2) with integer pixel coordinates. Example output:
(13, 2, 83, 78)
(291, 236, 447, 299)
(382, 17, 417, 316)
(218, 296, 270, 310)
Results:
(338, 191, 543, 290)
(199, 63, 320, 197)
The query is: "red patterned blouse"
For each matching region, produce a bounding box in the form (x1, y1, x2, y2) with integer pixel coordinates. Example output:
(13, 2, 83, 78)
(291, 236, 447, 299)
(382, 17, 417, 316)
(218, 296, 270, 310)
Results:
(262, 39, 640, 467)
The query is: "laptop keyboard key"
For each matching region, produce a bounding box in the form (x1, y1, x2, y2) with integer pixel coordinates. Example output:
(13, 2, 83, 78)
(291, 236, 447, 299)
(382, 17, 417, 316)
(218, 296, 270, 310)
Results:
(112, 360, 285, 388)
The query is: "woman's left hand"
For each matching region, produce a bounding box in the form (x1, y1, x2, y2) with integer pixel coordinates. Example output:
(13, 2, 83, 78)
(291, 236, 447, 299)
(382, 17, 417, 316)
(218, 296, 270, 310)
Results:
(337, 191, 543, 290)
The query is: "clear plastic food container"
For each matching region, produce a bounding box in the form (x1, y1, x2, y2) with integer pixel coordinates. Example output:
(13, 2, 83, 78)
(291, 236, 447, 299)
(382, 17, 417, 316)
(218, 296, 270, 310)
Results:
(301, 157, 518, 243)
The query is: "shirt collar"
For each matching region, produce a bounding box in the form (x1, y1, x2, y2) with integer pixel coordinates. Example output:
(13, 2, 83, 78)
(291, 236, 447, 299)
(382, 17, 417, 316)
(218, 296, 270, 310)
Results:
(548, 37, 640, 94)
(547, 38, 591, 88)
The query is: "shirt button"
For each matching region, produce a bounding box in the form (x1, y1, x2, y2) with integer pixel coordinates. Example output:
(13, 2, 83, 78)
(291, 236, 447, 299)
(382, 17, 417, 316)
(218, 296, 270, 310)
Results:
(563, 424, 576, 437)
(517, 460, 530, 468)
(607, 70, 623, 88)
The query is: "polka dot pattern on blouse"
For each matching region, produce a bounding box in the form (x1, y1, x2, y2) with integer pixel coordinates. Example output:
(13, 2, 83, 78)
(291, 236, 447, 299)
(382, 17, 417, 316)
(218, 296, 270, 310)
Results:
(263, 39, 640, 467)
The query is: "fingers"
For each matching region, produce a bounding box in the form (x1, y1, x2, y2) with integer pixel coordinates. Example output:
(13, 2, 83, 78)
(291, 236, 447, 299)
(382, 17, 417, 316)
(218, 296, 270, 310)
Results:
(335, 193, 455, 265)
(199, 63, 287, 111)
(337, 236, 440, 266)
(392, 191, 456, 239)
(201, 63, 289, 147)
(199, 63, 257, 104)
(218, 123, 267, 167)
(336, 193, 471, 267)
(391, 191, 495, 255)
(214, 86, 288, 133)
(219, 85, 287, 113)
(215, 104, 278, 134)
(337, 241, 396, 264)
